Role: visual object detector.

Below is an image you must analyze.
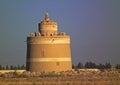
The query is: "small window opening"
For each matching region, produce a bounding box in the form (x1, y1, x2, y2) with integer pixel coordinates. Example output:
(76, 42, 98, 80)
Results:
(56, 62, 59, 66)
(50, 34, 52, 36)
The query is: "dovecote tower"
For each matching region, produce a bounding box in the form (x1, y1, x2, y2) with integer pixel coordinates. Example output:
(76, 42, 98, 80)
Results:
(26, 13, 72, 72)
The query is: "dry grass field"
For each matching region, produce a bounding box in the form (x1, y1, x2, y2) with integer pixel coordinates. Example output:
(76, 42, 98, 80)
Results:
(0, 70, 25, 74)
(0, 69, 119, 85)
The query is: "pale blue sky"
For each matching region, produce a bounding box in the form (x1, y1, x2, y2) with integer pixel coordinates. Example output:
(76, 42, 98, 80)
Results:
(0, 0, 120, 66)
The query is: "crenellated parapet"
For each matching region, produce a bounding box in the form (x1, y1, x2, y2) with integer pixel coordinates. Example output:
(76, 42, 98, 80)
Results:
(29, 31, 67, 37)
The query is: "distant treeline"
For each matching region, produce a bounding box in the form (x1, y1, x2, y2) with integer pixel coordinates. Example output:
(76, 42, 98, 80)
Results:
(0, 62, 120, 70)
(73, 61, 120, 69)
(0, 65, 25, 70)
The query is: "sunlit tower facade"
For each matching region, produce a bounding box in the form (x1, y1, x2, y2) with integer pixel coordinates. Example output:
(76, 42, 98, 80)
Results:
(26, 13, 72, 72)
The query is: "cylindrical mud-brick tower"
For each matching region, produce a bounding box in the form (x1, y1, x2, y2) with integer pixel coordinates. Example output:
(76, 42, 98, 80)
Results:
(26, 13, 72, 72)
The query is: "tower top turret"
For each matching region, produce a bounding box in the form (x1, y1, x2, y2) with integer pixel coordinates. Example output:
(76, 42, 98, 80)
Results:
(38, 13, 58, 36)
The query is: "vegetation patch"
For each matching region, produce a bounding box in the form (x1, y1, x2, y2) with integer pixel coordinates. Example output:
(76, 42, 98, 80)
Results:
(0, 69, 119, 85)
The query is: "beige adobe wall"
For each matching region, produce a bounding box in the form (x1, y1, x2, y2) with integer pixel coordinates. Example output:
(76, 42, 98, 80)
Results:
(27, 62, 71, 72)
(26, 36, 72, 72)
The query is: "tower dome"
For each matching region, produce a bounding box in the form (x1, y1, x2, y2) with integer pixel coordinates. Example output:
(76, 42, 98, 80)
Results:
(38, 13, 58, 36)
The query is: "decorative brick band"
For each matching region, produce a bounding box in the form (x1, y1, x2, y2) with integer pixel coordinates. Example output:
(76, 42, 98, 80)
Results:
(40, 25, 57, 30)
(27, 58, 71, 62)
(28, 39, 70, 44)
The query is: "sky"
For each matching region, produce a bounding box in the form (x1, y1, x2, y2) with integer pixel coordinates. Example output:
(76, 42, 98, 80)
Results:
(0, 0, 120, 66)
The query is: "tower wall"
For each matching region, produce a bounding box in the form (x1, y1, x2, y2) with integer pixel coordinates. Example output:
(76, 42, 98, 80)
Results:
(26, 36, 72, 72)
